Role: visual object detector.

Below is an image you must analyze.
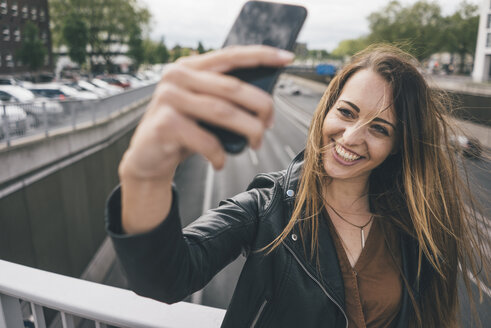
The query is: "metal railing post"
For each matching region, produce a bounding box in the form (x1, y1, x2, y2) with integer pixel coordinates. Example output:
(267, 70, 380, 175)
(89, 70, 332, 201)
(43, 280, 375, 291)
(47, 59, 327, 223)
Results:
(30, 303, 46, 328)
(61, 312, 75, 328)
(92, 99, 97, 125)
(0, 294, 24, 328)
(42, 102, 48, 137)
(2, 104, 11, 147)
(71, 102, 76, 130)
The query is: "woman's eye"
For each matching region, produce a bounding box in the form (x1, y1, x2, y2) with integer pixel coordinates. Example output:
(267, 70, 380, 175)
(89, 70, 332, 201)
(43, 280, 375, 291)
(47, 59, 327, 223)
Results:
(372, 124, 389, 136)
(337, 108, 354, 118)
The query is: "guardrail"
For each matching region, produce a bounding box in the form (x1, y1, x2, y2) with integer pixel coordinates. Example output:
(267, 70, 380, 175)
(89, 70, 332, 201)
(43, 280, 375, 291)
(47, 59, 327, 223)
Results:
(0, 260, 226, 328)
(0, 83, 157, 147)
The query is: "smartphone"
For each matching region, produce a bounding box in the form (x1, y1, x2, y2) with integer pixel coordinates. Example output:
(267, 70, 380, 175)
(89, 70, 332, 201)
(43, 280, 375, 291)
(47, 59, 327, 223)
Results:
(201, 0, 307, 154)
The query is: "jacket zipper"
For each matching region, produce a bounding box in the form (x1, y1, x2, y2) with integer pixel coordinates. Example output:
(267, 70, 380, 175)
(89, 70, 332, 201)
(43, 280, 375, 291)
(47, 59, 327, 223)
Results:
(284, 243, 348, 328)
(250, 299, 268, 328)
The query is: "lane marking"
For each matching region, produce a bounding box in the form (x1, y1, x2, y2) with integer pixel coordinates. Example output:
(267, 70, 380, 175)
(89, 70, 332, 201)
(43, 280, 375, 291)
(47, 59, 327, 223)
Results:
(464, 205, 491, 258)
(274, 95, 309, 135)
(248, 148, 258, 166)
(264, 131, 291, 168)
(275, 94, 313, 123)
(201, 163, 214, 215)
(284, 145, 296, 160)
(191, 162, 214, 304)
(467, 270, 491, 298)
(460, 206, 491, 298)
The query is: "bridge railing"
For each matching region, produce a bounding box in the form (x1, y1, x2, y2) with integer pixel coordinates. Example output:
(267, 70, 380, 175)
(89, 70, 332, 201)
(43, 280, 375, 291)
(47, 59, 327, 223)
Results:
(0, 259, 226, 328)
(0, 83, 157, 148)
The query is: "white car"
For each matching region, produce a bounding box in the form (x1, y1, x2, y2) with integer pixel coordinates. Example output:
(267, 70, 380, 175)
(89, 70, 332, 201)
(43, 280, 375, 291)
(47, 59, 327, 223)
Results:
(29, 83, 99, 101)
(0, 104, 27, 138)
(90, 79, 123, 95)
(75, 80, 109, 97)
(0, 85, 64, 127)
(115, 74, 147, 88)
(139, 70, 161, 83)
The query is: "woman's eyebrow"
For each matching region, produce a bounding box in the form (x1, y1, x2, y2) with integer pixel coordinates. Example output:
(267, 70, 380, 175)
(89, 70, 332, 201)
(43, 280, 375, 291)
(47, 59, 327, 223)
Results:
(340, 99, 396, 130)
(373, 117, 396, 130)
(340, 99, 360, 113)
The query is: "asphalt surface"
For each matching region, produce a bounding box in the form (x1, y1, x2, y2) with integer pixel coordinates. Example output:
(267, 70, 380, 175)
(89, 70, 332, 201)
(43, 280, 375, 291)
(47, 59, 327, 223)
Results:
(106, 76, 491, 326)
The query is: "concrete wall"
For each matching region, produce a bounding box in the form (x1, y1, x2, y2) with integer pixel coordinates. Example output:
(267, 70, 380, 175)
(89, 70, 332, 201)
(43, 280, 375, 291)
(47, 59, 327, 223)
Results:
(0, 100, 145, 277)
(450, 92, 491, 126)
(0, 126, 135, 276)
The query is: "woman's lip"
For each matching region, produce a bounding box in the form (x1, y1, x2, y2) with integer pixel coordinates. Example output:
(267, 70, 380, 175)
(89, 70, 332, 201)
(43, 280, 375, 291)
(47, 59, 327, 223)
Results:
(331, 147, 363, 166)
(332, 140, 364, 158)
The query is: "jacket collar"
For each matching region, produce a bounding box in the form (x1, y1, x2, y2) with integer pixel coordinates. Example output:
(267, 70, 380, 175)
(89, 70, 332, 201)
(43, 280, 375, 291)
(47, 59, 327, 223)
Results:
(281, 149, 346, 308)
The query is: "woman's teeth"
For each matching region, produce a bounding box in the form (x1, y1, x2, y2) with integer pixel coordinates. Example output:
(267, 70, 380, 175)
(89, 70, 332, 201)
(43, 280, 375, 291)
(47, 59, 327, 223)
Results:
(335, 144, 361, 162)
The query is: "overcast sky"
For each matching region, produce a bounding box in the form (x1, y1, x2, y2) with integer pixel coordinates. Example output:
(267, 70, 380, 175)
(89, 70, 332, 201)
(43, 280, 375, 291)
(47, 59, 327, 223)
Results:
(139, 0, 480, 51)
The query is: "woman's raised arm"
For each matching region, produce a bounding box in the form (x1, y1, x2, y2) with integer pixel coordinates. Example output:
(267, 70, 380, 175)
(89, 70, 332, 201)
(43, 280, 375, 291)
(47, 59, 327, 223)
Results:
(117, 45, 294, 234)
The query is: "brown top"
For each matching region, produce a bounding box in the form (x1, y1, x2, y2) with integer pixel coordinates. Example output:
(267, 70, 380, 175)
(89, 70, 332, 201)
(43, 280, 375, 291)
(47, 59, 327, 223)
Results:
(328, 216, 402, 328)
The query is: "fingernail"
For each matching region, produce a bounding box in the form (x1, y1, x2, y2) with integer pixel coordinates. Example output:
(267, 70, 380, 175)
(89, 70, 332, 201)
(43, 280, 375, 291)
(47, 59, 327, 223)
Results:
(277, 50, 295, 61)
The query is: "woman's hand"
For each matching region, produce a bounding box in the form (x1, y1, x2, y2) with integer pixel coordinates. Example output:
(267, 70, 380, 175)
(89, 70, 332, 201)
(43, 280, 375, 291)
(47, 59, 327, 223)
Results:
(118, 45, 294, 234)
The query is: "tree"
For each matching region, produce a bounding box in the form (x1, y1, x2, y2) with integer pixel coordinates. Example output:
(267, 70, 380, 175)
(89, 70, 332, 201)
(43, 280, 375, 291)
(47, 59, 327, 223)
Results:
(141, 37, 170, 64)
(332, 37, 369, 58)
(62, 13, 88, 67)
(142, 39, 158, 64)
(441, 1, 479, 73)
(172, 45, 182, 62)
(197, 41, 206, 54)
(50, 0, 151, 72)
(155, 38, 170, 63)
(367, 0, 444, 60)
(127, 25, 144, 70)
(15, 22, 47, 76)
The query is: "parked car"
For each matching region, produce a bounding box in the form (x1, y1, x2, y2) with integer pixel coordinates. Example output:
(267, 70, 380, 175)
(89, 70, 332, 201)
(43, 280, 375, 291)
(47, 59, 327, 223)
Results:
(29, 83, 99, 101)
(138, 69, 161, 83)
(450, 135, 483, 159)
(0, 76, 33, 88)
(73, 80, 109, 98)
(0, 85, 64, 127)
(0, 104, 27, 138)
(90, 78, 124, 95)
(96, 75, 130, 89)
(115, 74, 147, 88)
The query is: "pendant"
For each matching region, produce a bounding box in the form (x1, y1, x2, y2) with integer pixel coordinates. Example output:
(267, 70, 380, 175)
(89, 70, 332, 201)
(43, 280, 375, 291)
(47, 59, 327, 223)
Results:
(361, 228, 365, 248)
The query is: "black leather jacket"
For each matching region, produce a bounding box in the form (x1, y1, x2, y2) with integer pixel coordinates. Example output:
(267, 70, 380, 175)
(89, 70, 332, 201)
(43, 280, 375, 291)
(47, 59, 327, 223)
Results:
(106, 151, 423, 328)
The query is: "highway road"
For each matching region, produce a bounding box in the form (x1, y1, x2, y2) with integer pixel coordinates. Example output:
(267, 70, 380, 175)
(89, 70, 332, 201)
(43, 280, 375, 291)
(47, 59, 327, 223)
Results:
(107, 75, 491, 326)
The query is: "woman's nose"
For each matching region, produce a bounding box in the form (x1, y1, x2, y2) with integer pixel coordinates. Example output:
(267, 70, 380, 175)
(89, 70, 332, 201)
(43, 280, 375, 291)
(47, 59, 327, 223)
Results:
(342, 124, 365, 145)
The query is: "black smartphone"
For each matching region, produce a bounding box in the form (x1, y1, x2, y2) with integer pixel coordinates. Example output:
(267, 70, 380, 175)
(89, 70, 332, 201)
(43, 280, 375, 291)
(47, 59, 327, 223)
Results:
(201, 0, 307, 154)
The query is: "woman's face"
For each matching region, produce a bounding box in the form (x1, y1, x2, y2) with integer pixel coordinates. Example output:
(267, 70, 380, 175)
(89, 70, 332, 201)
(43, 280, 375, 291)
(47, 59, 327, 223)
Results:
(321, 69, 397, 183)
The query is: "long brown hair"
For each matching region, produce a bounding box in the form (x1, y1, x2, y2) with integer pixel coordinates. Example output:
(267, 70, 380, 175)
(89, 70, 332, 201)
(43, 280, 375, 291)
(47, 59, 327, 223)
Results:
(264, 44, 490, 327)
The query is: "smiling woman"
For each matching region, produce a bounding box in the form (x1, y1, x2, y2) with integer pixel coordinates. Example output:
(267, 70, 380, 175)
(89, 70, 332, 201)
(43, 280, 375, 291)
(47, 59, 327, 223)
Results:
(264, 44, 490, 327)
(106, 44, 490, 328)
(321, 69, 397, 182)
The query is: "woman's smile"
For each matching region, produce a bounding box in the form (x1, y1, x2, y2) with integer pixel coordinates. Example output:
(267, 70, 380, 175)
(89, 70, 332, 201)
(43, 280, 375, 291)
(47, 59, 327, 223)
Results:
(332, 141, 364, 165)
(321, 69, 397, 182)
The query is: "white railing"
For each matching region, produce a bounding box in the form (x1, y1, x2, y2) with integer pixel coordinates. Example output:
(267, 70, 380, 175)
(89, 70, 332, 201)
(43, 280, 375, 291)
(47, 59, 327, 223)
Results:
(0, 83, 157, 148)
(0, 260, 226, 328)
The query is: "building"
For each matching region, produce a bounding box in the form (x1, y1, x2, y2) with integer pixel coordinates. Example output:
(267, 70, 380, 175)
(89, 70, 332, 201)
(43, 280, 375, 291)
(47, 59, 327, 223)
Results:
(472, 0, 491, 82)
(0, 0, 52, 76)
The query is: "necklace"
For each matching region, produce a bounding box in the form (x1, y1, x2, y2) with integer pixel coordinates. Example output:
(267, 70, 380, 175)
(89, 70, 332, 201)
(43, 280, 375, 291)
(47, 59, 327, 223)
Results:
(326, 203, 374, 248)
